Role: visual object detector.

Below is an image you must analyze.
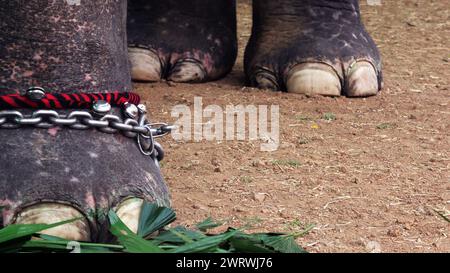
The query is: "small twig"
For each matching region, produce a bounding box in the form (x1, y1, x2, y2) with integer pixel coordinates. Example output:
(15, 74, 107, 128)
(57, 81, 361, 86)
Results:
(323, 196, 352, 209)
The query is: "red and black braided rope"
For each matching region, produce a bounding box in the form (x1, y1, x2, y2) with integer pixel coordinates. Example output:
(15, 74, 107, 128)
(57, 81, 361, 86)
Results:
(0, 91, 140, 109)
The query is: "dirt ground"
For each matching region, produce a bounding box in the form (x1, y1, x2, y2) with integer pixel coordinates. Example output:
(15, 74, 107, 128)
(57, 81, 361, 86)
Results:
(135, 0, 449, 253)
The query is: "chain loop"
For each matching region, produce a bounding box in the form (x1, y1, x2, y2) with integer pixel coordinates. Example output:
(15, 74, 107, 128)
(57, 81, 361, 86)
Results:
(0, 111, 24, 129)
(137, 124, 155, 156)
(67, 111, 93, 130)
(31, 110, 60, 128)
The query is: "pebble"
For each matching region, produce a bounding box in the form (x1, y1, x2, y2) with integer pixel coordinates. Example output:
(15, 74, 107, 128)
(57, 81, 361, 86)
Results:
(167, 81, 177, 87)
(192, 204, 208, 211)
(234, 207, 247, 213)
(251, 160, 265, 167)
(365, 241, 382, 253)
(252, 192, 266, 202)
(211, 158, 220, 167)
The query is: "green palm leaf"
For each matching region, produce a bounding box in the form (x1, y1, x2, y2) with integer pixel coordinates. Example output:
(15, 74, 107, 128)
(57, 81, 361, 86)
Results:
(108, 210, 163, 253)
(195, 217, 222, 232)
(0, 218, 78, 244)
(260, 234, 307, 253)
(137, 202, 176, 238)
(168, 230, 237, 253)
(0, 201, 308, 253)
(154, 226, 206, 244)
(229, 234, 276, 253)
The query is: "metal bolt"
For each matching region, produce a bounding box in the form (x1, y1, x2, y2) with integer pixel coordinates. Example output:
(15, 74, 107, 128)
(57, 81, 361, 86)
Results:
(26, 87, 46, 101)
(137, 104, 147, 114)
(123, 102, 139, 119)
(92, 100, 111, 116)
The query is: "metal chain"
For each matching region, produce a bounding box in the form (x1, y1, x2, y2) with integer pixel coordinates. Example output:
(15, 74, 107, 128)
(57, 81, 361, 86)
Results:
(0, 109, 173, 137)
(0, 109, 175, 161)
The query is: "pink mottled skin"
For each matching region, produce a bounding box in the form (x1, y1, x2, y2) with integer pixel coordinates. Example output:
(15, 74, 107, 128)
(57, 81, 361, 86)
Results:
(47, 127, 61, 137)
(154, 49, 224, 80)
(84, 192, 96, 210)
(0, 199, 21, 225)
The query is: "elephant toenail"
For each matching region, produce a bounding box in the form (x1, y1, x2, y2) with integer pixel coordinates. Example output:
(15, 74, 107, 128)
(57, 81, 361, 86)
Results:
(286, 63, 342, 96)
(129, 47, 163, 82)
(346, 61, 379, 97)
(251, 69, 279, 91)
(168, 59, 206, 83)
(14, 203, 91, 241)
(115, 198, 144, 234)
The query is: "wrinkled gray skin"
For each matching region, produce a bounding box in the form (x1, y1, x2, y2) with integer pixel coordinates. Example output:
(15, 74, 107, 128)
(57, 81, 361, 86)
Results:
(0, 0, 381, 242)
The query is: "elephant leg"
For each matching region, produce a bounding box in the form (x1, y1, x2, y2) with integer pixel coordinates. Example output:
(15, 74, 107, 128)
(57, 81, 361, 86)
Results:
(0, 0, 170, 242)
(127, 0, 237, 83)
(245, 0, 382, 97)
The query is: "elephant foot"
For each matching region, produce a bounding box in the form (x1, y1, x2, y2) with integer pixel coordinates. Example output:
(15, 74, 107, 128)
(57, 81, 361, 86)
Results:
(245, 0, 382, 97)
(0, 0, 170, 242)
(0, 126, 170, 242)
(127, 0, 237, 83)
